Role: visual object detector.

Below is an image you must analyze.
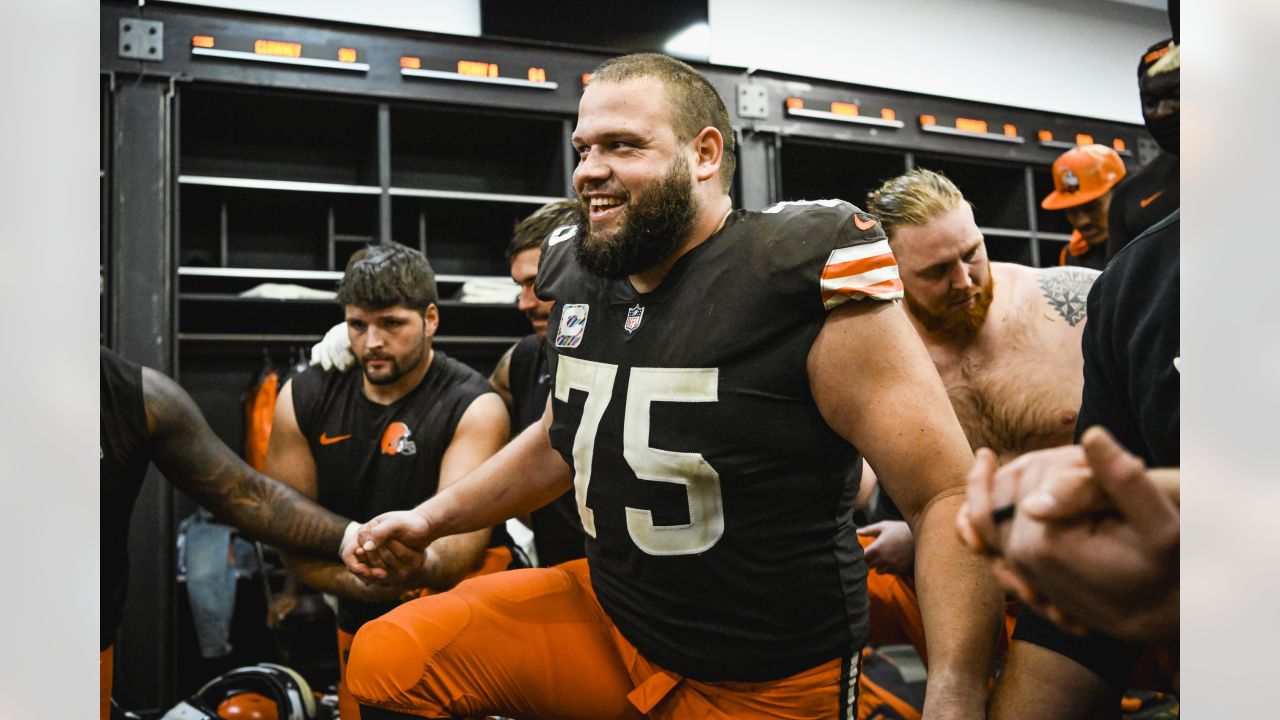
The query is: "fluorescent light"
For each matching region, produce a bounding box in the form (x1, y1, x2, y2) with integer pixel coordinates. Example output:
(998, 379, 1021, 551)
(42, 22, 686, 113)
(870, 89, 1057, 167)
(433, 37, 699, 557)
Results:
(664, 22, 710, 60)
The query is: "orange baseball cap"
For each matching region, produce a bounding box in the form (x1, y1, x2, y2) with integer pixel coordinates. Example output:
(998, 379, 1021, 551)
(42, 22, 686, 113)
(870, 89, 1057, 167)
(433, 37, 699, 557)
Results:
(1041, 144, 1127, 210)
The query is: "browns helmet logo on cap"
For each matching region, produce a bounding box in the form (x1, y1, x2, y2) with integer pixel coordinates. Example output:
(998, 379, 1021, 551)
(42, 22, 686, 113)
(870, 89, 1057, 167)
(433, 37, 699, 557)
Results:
(380, 421, 417, 456)
(1041, 144, 1126, 210)
(1061, 168, 1080, 193)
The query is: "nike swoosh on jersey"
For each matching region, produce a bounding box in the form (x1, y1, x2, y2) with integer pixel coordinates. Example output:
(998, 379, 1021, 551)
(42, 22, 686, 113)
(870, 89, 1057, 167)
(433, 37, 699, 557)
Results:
(319, 432, 352, 445)
(1139, 190, 1165, 208)
(852, 214, 877, 231)
(821, 239, 903, 309)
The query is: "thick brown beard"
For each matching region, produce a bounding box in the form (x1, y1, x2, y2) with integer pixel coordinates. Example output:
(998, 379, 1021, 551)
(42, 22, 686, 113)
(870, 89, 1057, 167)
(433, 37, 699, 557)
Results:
(906, 270, 996, 344)
(574, 155, 698, 279)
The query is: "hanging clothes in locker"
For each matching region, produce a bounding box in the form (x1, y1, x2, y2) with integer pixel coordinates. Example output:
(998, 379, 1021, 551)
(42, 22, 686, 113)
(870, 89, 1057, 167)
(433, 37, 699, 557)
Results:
(243, 354, 279, 472)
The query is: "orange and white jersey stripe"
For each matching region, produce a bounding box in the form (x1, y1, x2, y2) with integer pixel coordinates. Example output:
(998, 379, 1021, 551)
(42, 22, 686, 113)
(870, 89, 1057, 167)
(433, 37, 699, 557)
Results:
(821, 238, 903, 309)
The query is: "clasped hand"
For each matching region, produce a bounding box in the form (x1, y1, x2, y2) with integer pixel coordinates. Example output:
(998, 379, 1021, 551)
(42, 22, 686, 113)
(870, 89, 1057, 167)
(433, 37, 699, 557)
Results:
(956, 426, 1179, 644)
(341, 508, 436, 585)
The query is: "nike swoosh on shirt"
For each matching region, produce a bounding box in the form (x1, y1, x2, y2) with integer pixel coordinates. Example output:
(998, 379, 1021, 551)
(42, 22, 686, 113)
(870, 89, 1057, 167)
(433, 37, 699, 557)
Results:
(1139, 190, 1165, 208)
(853, 214, 878, 231)
(319, 432, 352, 445)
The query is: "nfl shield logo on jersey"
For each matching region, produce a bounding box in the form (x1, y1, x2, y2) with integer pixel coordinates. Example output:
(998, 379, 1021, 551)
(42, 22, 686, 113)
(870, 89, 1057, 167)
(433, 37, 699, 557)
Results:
(556, 304, 589, 348)
(624, 304, 644, 334)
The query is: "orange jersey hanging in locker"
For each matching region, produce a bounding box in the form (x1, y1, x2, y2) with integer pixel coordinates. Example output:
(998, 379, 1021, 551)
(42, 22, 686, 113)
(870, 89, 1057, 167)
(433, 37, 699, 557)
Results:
(244, 366, 279, 471)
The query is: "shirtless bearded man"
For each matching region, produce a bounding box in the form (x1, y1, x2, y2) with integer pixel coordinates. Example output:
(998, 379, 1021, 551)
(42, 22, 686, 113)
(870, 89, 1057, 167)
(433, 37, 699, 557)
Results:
(866, 168, 1096, 460)
(851, 169, 1097, 717)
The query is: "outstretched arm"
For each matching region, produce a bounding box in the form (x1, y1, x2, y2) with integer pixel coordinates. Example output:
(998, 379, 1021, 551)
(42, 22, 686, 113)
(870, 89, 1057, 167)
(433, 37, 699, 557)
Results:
(143, 368, 350, 558)
(809, 301, 1002, 719)
(409, 392, 511, 591)
(349, 396, 572, 579)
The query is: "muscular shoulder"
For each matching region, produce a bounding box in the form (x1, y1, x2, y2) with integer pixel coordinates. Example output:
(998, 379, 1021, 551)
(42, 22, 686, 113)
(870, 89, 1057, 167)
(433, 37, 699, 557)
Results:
(1028, 264, 1098, 328)
(754, 197, 854, 225)
(744, 199, 868, 254)
(990, 261, 1038, 292)
(431, 353, 497, 414)
(288, 364, 338, 399)
(437, 352, 490, 391)
(739, 199, 902, 309)
(139, 365, 206, 440)
(101, 347, 148, 432)
(286, 365, 351, 436)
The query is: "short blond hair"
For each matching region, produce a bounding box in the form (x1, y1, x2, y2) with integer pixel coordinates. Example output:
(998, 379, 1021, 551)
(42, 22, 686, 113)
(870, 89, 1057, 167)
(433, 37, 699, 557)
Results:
(865, 169, 967, 241)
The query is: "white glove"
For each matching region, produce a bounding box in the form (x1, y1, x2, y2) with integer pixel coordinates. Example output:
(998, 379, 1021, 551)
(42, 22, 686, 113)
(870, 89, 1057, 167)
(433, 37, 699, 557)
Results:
(310, 322, 356, 372)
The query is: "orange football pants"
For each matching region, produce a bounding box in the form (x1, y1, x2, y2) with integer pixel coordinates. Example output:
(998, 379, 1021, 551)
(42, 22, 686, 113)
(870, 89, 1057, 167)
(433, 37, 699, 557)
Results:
(856, 534, 1019, 720)
(336, 546, 514, 720)
(100, 645, 113, 720)
(347, 558, 859, 719)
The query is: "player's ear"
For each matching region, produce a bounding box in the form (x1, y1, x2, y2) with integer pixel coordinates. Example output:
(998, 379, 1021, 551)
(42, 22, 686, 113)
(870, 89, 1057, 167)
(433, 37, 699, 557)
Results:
(690, 126, 723, 183)
(422, 304, 440, 337)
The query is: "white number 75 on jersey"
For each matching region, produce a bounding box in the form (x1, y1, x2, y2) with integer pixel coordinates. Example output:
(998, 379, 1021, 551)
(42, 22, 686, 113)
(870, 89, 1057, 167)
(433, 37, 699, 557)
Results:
(554, 355, 725, 556)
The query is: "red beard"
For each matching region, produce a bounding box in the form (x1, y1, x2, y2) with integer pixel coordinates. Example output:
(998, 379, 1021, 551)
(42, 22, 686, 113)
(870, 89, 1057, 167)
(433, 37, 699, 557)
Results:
(906, 271, 995, 344)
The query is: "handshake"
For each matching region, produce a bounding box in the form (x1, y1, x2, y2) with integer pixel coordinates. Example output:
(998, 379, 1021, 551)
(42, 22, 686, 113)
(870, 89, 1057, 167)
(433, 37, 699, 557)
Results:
(337, 508, 441, 587)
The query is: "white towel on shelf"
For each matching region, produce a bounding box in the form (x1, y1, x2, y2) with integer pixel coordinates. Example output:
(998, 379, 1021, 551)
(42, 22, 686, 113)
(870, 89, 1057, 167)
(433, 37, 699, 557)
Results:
(456, 278, 519, 304)
(238, 283, 338, 300)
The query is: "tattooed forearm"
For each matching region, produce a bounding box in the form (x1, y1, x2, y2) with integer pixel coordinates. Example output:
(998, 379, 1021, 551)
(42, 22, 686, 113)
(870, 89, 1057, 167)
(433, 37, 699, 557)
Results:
(1038, 266, 1098, 326)
(209, 463, 348, 555)
(143, 368, 349, 557)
